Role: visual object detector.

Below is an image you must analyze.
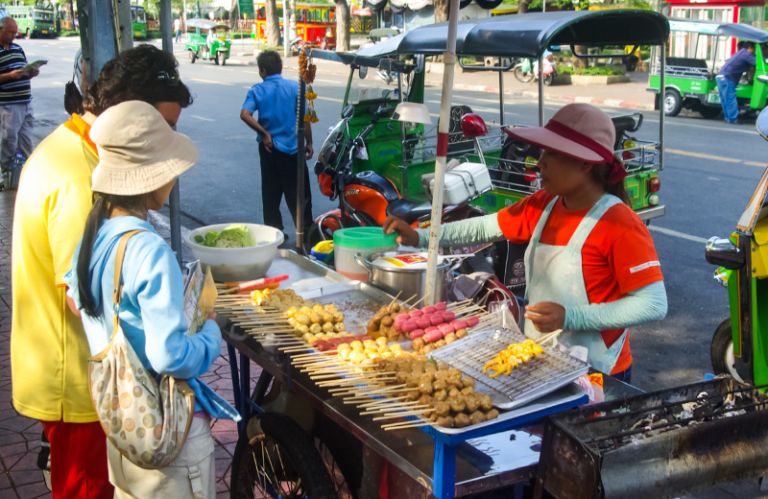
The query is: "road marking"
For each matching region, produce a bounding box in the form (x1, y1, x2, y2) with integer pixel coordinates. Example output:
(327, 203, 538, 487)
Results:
(62, 58, 74, 62)
(709, 177, 720, 181)
(243, 70, 260, 74)
(317, 96, 343, 103)
(648, 225, 708, 244)
(191, 115, 215, 122)
(314, 78, 341, 83)
(744, 160, 768, 167)
(665, 148, 741, 164)
(190, 78, 233, 86)
(644, 117, 755, 135)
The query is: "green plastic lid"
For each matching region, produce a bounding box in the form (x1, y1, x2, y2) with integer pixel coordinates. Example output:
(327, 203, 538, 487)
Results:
(333, 227, 398, 249)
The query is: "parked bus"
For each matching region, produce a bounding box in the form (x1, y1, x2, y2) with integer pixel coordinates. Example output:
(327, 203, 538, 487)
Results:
(5, 5, 55, 38)
(131, 6, 147, 39)
(253, 1, 336, 48)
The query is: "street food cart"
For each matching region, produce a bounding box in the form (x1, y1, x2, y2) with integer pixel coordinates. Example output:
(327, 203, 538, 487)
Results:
(253, 0, 336, 48)
(207, 10, 768, 499)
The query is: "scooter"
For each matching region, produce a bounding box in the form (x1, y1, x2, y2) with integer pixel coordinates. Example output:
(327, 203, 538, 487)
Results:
(309, 104, 485, 250)
(513, 53, 557, 86)
(705, 106, 768, 386)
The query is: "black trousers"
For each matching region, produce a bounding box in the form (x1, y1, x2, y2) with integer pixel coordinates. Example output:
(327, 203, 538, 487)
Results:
(259, 143, 313, 233)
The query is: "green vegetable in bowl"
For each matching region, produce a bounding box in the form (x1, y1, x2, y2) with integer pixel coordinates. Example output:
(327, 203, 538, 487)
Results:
(193, 224, 257, 248)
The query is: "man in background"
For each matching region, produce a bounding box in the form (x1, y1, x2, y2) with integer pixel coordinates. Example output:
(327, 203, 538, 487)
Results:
(716, 41, 756, 124)
(0, 17, 39, 171)
(240, 50, 314, 241)
(174, 16, 182, 43)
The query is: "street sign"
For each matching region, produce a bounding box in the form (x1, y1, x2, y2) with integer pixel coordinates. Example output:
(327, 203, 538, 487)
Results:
(239, 0, 254, 17)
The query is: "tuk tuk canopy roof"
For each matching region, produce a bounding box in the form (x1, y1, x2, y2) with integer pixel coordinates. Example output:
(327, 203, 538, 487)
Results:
(668, 18, 768, 43)
(186, 18, 228, 29)
(358, 10, 669, 58)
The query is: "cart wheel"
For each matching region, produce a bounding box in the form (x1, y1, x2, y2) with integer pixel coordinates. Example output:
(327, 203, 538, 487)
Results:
(230, 412, 338, 499)
(514, 67, 534, 83)
(711, 318, 749, 382)
(214, 52, 220, 65)
(543, 74, 554, 86)
(222, 56, 227, 66)
(699, 106, 721, 119)
(663, 89, 683, 117)
(189, 51, 196, 64)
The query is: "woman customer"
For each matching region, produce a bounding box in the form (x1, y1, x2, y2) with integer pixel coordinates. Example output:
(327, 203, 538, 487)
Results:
(383, 103, 667, 383)
(64, 100, 239, 498)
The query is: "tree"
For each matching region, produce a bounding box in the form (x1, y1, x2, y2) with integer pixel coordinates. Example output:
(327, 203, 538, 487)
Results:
(335, 0, 350, 51)
(265, 0, 281, 46)
(434, 0, 450, 22)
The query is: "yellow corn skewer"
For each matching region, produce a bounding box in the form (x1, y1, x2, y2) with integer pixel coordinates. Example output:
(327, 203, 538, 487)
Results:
(483, 340, 545, 378)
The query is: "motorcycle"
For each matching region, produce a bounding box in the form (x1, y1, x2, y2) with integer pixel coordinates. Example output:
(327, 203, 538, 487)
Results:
(513, 53, 557, 86)
(705, 106, 768, 386)
(309, 104, 485, 251)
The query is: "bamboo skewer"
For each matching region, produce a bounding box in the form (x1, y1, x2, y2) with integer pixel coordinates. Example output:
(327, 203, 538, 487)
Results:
(372, 409, 435, 421)
(360, 402, 427, 415)
(382, 420, 438, 431)
(536, 329, 563, 346)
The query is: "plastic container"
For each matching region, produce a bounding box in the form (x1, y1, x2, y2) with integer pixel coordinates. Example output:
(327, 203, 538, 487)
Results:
(183, 223, 284, 282)
(429, 161, 493, 205)
(311, 240, 334, 265)
(333, 227, 397, 282)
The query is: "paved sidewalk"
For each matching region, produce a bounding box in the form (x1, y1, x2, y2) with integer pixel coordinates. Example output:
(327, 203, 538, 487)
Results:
(0, 189, 259, 498)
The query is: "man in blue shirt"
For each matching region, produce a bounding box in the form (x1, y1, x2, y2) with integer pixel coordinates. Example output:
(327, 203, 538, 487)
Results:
(240, 51, 314, 238)
(716, 42, 756, 124)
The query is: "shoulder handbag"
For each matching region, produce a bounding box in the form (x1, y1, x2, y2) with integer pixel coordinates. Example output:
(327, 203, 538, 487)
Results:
(88, 230, 196, 470)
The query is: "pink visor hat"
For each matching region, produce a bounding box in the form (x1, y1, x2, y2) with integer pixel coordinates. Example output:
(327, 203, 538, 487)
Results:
(504, 103, 627, 184)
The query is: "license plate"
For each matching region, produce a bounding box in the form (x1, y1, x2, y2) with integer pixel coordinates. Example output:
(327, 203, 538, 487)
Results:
(708, 93, 720, 104)
(135, 32, 141, 37)
(41, 30, 47, 34)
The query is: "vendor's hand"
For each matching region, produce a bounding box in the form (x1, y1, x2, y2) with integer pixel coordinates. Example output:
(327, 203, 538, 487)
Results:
(524, 302, 565, 333)
(305, 143, 314, 160)
(383, 215, 419, 246)
(29, 69, 39, 78)
(262, 133, 274, 153)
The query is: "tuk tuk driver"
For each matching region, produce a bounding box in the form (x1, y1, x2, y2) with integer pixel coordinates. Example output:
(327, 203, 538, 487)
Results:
(383, 104, 667, 383)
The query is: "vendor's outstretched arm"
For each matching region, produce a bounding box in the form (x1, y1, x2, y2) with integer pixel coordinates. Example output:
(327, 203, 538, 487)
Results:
(414, 214, 505, 248)
(564, 280, 667, 331)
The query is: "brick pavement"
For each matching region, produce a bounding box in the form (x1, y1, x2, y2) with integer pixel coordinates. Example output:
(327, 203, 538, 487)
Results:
(0, 189, 259, 498)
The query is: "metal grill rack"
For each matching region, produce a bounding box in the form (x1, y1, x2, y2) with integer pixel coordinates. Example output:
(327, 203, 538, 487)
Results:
(431, 329, 590, 409)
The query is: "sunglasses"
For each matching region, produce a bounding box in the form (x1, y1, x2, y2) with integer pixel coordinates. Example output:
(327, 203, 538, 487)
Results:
(157, 70, 180, 86)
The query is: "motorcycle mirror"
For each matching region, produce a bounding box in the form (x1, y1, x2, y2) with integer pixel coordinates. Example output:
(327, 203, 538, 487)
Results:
(342, 104, 355, 120)
(705, 237, 745, 270)
(359, 66, 368, 79)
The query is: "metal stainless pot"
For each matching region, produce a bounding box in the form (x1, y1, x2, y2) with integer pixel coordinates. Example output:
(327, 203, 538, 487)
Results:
(354, 251, 462, 303)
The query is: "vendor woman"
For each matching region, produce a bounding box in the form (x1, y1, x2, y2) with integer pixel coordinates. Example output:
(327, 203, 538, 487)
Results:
(383, 103, 667, 383)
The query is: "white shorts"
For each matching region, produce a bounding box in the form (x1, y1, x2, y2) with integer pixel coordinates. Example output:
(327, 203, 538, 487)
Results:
(107, 417, 217, 499)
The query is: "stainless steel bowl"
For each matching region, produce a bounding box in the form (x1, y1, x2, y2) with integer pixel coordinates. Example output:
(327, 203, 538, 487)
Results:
(354, 251, 462, 303)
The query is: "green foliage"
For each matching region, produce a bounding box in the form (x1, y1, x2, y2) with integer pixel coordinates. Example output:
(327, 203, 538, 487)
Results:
(461, 57, 481, 65)
(58, 30, 79, 37)
(557, 64, 574, 74)
(573, 66, 625, 76)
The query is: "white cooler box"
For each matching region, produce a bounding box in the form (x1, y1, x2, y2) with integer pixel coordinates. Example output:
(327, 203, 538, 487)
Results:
(428, 162, 493, 205)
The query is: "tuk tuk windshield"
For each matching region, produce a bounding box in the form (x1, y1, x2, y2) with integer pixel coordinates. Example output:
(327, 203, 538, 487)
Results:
(214, 27, 229, 39)
(348, 70, 403, 104)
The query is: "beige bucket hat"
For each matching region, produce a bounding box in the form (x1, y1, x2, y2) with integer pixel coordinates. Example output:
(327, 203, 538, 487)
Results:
(90, 100, 198, 195)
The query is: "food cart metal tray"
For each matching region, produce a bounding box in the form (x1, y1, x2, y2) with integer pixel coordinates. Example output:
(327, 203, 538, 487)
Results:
(431, 328, 590, 410)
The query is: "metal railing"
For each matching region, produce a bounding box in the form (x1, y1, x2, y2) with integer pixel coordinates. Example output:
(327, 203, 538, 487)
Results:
(401, 125, 506, 166)
(651, 62, 711, 80)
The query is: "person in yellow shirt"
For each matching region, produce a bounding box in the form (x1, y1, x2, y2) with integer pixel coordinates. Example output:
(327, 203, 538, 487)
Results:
(11, 45, 193, 499)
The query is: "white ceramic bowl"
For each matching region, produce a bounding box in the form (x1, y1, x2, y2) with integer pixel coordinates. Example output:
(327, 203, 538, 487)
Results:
(183, 223, 284, 282)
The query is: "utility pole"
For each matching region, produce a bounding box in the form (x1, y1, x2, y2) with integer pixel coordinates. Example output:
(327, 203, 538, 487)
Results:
(76, 0, 132, 85)
(283, 2, 290, 57)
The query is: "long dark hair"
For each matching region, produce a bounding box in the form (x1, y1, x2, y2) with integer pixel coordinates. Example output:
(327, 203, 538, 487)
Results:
(77, 193, 148, 318)
(590, 156, 630, 205)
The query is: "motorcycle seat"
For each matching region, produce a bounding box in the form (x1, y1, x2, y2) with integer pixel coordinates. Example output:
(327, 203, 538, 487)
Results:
(386, 197, 433, 225)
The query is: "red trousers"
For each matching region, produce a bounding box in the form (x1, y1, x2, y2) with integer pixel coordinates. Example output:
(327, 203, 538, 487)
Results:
(41, 420, 114, 499)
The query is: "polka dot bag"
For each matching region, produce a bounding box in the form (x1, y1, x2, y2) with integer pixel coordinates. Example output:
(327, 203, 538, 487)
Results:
(88, 231, 195, 470)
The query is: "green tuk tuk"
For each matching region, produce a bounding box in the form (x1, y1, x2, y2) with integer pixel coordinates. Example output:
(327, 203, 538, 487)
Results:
(185, 19, 231, 65)
(648, 18, 768, 117)
(308, 10, 669, 289)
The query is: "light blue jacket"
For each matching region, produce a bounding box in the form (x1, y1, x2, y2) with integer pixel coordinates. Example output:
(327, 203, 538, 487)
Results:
(64, 216, 240, 421)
